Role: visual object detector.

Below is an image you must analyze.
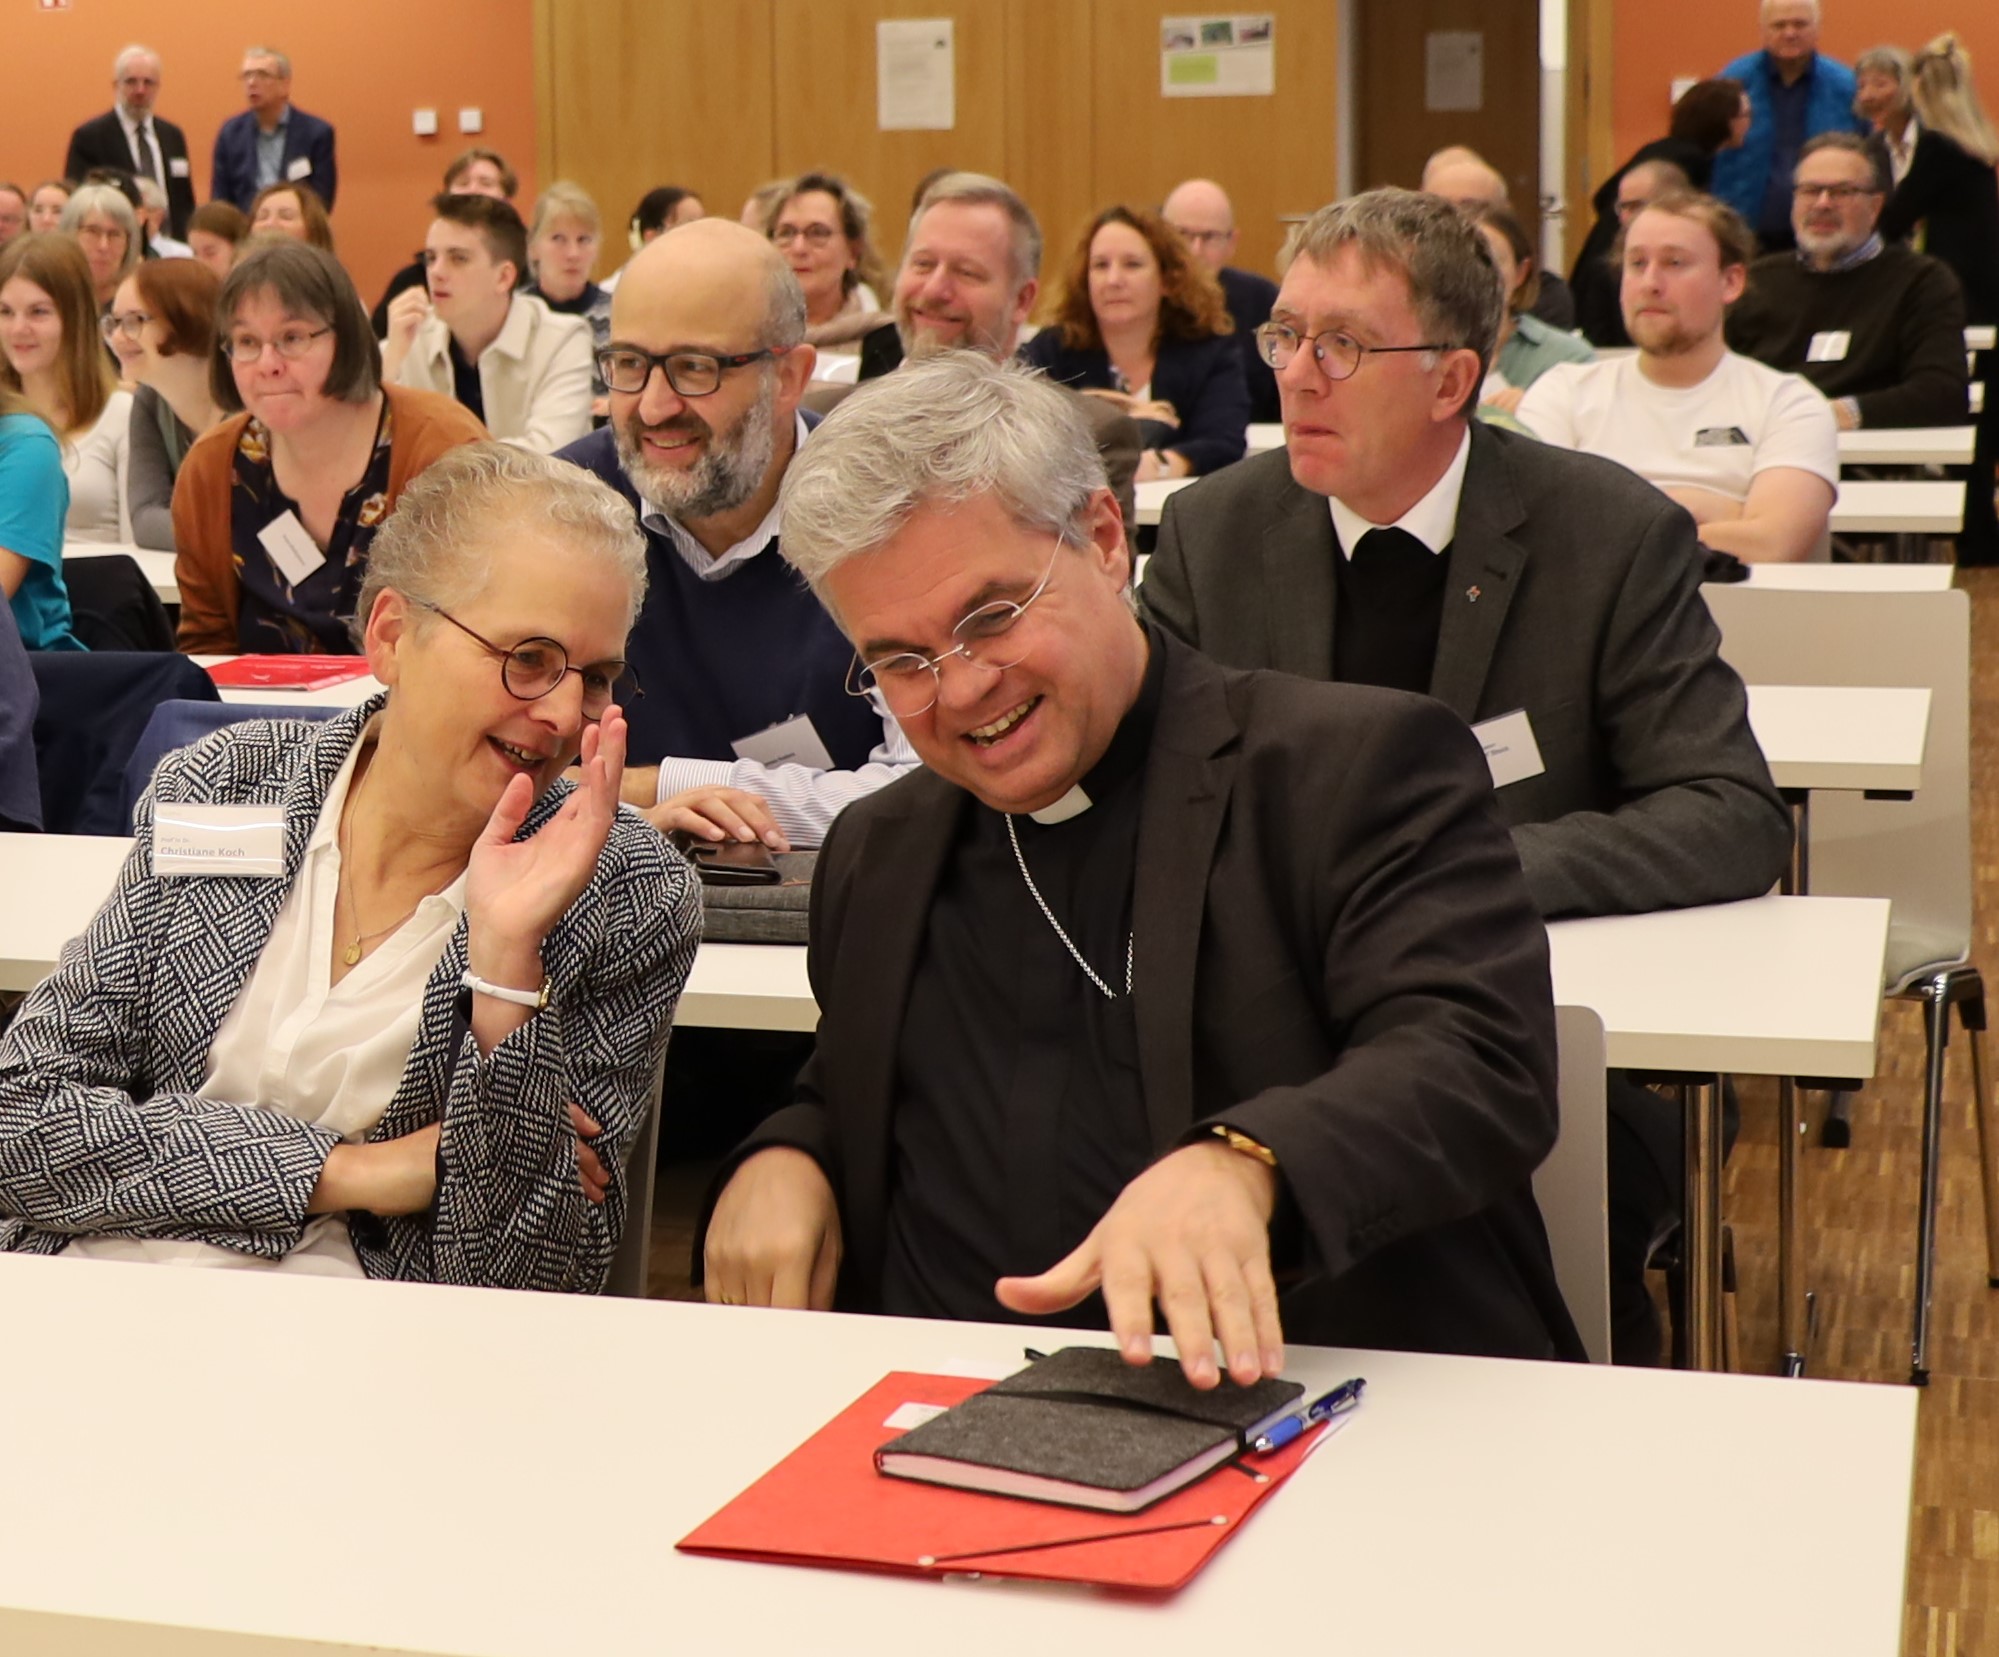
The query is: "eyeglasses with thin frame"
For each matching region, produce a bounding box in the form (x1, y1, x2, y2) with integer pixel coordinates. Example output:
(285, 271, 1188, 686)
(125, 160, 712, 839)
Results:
(222, 324, 332, 364)
(595, 344, 789, 398)
(101, 309, 153, 342)
(1170, 225, 1230, 248)
(1792, 182, 1878, 202)
(414, 600, 641, 720)
(772, 223, 840, 248)
(849, 540, 1065, 719)
(1254, 322, 1452, 381)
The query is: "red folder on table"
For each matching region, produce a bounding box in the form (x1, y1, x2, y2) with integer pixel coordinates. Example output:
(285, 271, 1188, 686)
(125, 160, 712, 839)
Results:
(677, 1370, 1330, 1593)
(204, 655, 371, 692)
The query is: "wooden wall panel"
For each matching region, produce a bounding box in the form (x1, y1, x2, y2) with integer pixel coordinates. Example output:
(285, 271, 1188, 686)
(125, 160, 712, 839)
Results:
(771, 0, 1009, 276)
(1085, 0, 1341, 282)
(1001, 0, 1096, 293)
(538, 0, 776, 277)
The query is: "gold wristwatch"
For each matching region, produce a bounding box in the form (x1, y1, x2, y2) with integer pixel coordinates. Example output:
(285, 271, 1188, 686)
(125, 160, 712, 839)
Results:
(1211, 1124, 1278, 1168)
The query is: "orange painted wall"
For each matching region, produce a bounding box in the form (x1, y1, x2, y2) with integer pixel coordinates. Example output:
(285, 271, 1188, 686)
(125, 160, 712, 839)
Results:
(0, 2, 538, 303)
(1610, 1, 1999, 173)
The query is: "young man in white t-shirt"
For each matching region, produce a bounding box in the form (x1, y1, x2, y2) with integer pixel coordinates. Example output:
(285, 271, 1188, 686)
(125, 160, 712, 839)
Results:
(1518, 191, 1838, 562)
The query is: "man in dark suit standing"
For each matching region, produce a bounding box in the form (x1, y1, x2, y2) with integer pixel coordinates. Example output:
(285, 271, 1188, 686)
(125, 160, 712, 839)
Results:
(63, 45, 195, 240)
(1162, 177, 1281, 424)
(211, 46, 337, 215)
(700, 352, 1583, 1378)
(1140, 188, 1792, 1364)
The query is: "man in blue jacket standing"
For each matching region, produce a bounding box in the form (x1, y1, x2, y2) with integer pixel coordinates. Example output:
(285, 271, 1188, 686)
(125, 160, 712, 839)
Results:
(1709, 1, 1866, 252)
(211, 46, 336, 214)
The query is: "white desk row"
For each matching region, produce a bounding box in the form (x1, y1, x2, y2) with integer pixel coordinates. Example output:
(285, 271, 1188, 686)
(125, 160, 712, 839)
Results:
(1244, 423, 1977, 467)
(0, 1251, 1916, 1657)
(1134, 475, 1964, 534)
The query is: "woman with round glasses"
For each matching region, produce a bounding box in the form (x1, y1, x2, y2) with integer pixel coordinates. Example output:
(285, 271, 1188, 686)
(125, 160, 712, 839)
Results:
(172, 240, 486, 655)
(104, 257, 223, 551)
(57, 181, 141, 312)
(0, 231, 133, 547)
(0, 442, 701, 1289)
(1021, 205, 1249, 481)
(764, 172, 887, 348)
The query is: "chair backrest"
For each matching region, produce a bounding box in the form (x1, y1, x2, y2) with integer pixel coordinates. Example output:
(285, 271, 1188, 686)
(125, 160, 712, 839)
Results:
(29, 652, 219, 835)
(1701, 584, 1971, 986)
(59, 554, 176, 652)
(121, 699, 339, 831)
(1536, 1005, 1611, 1364)
(604, 1044, 669, 1299)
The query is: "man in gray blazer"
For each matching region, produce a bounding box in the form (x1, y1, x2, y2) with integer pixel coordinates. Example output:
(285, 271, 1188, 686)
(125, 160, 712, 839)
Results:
(1140, 189, 1792, 1363)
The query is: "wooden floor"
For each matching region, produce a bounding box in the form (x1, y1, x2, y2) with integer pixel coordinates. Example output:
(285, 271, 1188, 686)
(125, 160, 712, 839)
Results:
(645, 564, 1999, 1657)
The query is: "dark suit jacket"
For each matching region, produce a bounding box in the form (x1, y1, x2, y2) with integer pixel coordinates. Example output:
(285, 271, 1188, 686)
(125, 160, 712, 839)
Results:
(1139, 423, 1792, 920)
(211, 106, 337, 212)
(1882, 129, 1999, 327)
(64, 111, 195, 237)
(719, 632, 1583, 1361)
(1019, 330, 1250, 475)
(1219, 265, 1281, 424)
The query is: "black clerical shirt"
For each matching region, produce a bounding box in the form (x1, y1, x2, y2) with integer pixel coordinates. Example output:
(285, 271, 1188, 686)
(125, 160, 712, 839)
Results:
(879, 625, 1167, 1324)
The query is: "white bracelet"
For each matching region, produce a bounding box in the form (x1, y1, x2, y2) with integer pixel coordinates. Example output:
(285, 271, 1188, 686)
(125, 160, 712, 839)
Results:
(460, 970, 551, 1010)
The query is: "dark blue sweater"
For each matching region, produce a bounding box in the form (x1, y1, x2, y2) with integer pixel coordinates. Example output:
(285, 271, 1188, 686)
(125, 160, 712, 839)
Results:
(555, 427, 882, 772)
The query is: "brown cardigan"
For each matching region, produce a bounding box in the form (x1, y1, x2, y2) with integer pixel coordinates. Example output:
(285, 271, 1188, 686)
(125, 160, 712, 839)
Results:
(170, 383, 488, 654)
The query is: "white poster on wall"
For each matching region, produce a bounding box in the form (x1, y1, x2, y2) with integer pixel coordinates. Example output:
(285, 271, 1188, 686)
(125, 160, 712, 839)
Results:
(878, 19, 956, 131)
(1425, 30, 1484, 113)
(1160, 15, 1276, 98)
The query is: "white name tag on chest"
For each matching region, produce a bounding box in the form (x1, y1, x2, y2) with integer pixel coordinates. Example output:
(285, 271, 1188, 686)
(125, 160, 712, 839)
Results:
(732, 714, 835, 771)
(153, 804, 287, 877)
(1470, 709, 1547, 790)
(285, 156, 313, 182)
(258, 509, 326, 586)
(1807, 330, 1852, 363)
(168, 156, 191, 178)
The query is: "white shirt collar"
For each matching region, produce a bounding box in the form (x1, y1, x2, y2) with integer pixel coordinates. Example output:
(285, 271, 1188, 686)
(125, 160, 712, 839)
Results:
(642, 410, 812, 582)
(1325, 427, 1473, 559)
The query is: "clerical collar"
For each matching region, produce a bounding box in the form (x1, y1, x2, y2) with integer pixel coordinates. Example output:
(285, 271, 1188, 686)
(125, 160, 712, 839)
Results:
(1325, 426, 1471, 559)
(1025, 623, 1166, 825)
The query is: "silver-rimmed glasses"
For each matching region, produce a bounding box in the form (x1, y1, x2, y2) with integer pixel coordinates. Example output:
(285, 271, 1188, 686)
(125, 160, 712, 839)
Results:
(848, 541, 1065, 718)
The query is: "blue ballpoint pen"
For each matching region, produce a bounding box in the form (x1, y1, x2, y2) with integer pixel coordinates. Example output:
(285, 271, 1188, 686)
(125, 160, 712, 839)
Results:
(1250, 1377, 1367, 1454)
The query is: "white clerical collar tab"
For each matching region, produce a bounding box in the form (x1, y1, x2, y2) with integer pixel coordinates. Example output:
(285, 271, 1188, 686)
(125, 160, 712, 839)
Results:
(1029, 785, 1093, 825)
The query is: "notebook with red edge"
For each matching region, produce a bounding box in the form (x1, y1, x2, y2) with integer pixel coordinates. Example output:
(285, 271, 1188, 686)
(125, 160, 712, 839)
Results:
(677, 1368, 1336, 1594)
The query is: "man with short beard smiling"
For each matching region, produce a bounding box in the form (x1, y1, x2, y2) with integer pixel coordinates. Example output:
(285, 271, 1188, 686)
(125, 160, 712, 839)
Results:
(555, 219, 917, 854)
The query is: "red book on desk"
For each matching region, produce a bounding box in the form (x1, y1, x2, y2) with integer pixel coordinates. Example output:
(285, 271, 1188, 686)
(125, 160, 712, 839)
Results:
(677, 1369, 1330, 1593)
(204, 655, 372, 692)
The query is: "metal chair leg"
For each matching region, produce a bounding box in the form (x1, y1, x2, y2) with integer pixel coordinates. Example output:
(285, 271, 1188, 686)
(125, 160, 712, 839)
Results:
(1959, 985, 1999, 1288)
(1912, 972, 1969, 1385)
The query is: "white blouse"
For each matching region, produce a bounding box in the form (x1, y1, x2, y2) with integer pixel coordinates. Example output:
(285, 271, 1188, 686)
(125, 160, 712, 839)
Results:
(69, 721, 469, 1275)
(61, 388, 133, 543)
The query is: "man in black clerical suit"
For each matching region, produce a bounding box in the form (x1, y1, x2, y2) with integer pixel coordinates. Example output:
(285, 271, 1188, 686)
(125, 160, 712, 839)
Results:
(63, 44, 195, 240)
(699, 353, 1582, 1381)
(1140, 189, 1791, 1364)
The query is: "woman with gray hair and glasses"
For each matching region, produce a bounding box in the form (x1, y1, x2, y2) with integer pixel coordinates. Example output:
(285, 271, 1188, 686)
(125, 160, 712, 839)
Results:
(58, 179, 141, 312)
(0, 442, 701, 1289)
(171, 239, 486, 654)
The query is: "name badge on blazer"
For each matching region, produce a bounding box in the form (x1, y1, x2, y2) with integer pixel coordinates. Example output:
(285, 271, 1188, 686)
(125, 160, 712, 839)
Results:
(169, 156, 191, 178)
(285, 156, 313, 183)
(1469, 709, 1547, 790)
(732, 714, 835, 771)
(152, 804, 287, 878)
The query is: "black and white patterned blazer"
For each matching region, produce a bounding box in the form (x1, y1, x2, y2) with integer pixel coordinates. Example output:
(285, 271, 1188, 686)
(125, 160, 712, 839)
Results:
(0, 698, 702, 1292)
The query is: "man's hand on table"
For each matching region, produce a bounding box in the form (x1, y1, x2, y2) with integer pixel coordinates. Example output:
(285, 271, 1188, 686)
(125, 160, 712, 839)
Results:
(704, 1147, 842, 1309)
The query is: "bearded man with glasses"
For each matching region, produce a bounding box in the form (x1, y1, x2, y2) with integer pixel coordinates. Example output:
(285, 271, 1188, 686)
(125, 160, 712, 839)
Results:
(701, 351, 1583, 1374)
(1141, 189, 1789, 1367)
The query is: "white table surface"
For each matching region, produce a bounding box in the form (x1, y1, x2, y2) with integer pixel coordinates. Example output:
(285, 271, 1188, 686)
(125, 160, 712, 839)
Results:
(62, 541, 178, 605)
(1968, 324, 1995, 353)
(189, 655, 388, 709)
(1548, 894, 1890, 1078)
(1721, 563, 1955, 592)
(1745, 684, 1929, 793)
(0, 1253, 1917, 1656)
(1135, 476, 1193, 526)
(1836, 426, 1977, 467)
(1831, 479, 1965, 535)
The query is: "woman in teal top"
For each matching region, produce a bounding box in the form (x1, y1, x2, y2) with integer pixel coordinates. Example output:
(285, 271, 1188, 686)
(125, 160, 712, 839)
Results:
(0, 388, 80, 651)
(1471, 204, 1595, 421)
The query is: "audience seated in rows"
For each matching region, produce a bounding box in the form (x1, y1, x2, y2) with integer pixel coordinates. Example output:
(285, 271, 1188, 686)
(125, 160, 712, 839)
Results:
(524, 180, 614, 401)
(63, 44, 195, 240)
(600, 184, 706, 295)
(248, 180, 334, 253)
(186, 200, 247, 278)
(134, 176, 191, 259)
(28, 181, 70, 234)
(1020, 204, 1249, 480)
(0, 232, 131, 547)
(1471, 201, 1595, 417)
(826, 170, 1142, 541)
(383, 193, 592, 455)
(0, 184, 23, 251)
(1709, 0, 1867, 252)
(370, 148, 516, 337)
(1140, 188, 1791, 1364)
(0, 443, 699, 1291)
(211, 46, 335, 215)
(765, 173, 887, 354)
(106, 257, 222, 552)
(1162, 177, 1282, 424)
(172, 240, 485, 654)
(1520, 192, 1838, 564)
(0, 379, 78, 651)
(1421, 146, 1576, 330)
(59, 181, 140, 313)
